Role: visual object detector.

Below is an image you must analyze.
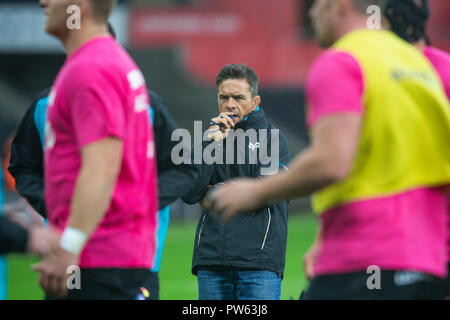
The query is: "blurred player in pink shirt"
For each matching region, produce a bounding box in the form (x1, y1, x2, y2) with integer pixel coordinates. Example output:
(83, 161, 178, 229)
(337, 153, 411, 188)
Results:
(34, 0, 158, 299)
(385, 0, 450, 299)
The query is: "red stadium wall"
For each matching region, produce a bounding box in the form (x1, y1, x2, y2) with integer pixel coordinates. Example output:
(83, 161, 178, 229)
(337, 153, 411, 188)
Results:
(428, 0, 450, 45)
(129, 0, 450, 88)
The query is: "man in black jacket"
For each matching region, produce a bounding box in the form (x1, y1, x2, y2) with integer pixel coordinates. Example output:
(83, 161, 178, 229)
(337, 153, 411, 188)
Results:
(182, 64, 290, 300)
(8, 89, 197, 299)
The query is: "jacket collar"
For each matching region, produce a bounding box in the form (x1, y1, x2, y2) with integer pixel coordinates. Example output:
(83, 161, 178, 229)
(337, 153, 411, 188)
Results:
(234, 106, 267, 130)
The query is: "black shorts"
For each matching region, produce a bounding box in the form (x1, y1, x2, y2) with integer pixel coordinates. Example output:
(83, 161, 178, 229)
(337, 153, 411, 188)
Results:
(46, 269, 159, 300)
(301, 270, 443, 300)
(440, 263, 450, 300)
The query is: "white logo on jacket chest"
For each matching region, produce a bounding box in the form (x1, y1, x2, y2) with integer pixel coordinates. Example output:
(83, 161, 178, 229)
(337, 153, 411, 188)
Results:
(249, 142, 260, 150)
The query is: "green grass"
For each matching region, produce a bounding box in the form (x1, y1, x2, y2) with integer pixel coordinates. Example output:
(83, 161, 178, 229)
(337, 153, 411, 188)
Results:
(6, 213, 317, 300)
(7, 255, 43, 300)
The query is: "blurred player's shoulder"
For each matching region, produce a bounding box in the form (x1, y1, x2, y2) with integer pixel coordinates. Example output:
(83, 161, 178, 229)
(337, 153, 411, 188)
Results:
(423, 46, 450, 98)
(67, 36, 132, 72)
(308, 49, 361, 77)
(424, 46, 450, 63)
(61, 36, 143, 91)
(306, 49, 362, 96)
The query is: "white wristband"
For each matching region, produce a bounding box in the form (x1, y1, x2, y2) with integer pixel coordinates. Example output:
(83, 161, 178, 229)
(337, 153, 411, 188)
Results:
(59, 227, 88, 255)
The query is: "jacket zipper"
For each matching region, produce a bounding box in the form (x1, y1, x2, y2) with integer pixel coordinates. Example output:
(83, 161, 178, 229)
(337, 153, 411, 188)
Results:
(197, 214, 207, 247)
(261, 207, 272, 250)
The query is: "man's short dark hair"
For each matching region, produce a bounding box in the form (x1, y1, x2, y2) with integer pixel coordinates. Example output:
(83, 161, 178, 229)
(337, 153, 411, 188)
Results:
(351, 0, 387, 13)
(216, 64, 259, 97)
(89, 0, 117, 23)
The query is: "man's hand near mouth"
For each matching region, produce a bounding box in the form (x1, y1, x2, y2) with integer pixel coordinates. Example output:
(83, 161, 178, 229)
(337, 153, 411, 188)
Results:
(206, 111, 238, 141)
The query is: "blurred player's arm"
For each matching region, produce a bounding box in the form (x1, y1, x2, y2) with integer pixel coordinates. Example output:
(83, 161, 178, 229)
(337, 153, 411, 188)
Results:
(9, 91, 49, 217)
(303, 223, 323, 282)
(256, 113, 361, 201)
(0, 215, 59, 255)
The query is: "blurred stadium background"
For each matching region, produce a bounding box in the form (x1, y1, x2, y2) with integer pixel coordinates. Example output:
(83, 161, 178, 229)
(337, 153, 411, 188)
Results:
(0, 0, 449, 299)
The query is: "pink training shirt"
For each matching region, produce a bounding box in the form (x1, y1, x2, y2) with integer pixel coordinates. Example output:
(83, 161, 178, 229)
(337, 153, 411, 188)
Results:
(306, 50, 448, 278)
(44, 36, 158, 268)
(423, 46, 450, 263)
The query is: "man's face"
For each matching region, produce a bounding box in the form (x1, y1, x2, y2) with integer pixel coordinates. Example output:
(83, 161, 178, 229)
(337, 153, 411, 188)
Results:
(309, 0, 339, 48)
(217, 79, 260, 124)
(39, 0, 75, 38)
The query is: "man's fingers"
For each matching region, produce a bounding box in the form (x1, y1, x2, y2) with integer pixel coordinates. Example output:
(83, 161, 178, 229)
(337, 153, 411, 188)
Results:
(47, 274, 60, 295)
(214, 113, 235, 129)
(224, 116, 234, 129)
(220, 209, 232, 223)
(50, 275, 67, 297)
(38, 271, 50, 292)
(219, 117, 233, 130)
(211, 197, 233, 223)
(305, 262, 312, 282)
(214, 118, 230, 130)
(206, 188, 219, 208)
(31, 262, 44, 272)
(56, 285, 68, 298)
(303, 255, 315, 282)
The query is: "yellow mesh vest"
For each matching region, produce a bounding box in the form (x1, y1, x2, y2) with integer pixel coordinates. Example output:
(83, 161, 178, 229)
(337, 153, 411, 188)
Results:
(312, 29, 450, 215)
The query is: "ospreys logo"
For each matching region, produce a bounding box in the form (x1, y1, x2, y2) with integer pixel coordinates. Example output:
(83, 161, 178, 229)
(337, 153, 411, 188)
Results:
(249, 142, 260, 151)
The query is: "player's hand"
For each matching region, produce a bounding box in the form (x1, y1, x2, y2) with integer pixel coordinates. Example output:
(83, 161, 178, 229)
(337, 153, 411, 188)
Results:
(303, 227, 323, 282)
(199, 185, 214, 211)
(206, 112, 237, 141)
(208, 178, 266, 222)
(27, 226, 60, 256)
(303, 244, 319, 282)
(32, 247, 78, 297)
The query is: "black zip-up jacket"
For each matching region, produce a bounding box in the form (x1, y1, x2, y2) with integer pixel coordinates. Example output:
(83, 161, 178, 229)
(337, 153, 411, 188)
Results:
(182, 108, 291, 276)
(150, 92, 200, 208)
(9, 89, 198, 218)
(9, 89, 49, 216)
(0, 216, 29, 254)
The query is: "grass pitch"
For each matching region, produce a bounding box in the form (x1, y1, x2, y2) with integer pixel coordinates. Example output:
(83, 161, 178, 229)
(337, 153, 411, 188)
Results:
(6, 212, 317, 300)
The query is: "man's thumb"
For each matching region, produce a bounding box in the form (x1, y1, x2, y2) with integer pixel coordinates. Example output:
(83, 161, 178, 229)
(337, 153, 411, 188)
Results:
(31, 262, 43, 272)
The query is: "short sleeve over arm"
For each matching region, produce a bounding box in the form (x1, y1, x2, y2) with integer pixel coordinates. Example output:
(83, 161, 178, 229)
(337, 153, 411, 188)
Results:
(69, 70, 125, 149)
(306, 50, 365, 129)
